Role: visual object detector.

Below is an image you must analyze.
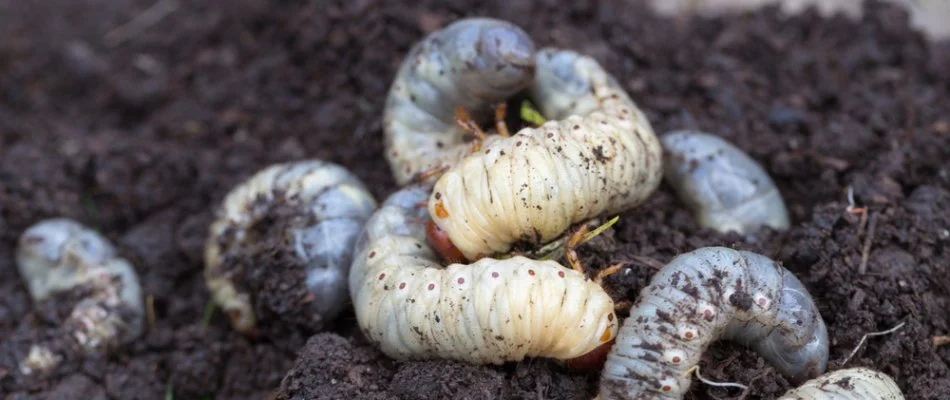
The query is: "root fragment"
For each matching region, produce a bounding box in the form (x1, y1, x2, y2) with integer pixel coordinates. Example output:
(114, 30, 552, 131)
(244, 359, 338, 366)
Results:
(840, 321, 906, 366)
(683, 365, 749, 392)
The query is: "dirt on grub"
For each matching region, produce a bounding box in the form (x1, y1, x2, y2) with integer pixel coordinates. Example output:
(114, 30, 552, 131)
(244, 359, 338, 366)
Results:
(216, 197, 349, 342)
(1, 0, 948, 399)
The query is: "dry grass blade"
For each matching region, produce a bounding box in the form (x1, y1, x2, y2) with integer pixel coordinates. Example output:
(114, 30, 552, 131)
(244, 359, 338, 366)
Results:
(105, 0, 180, 46)
(535, 216, 619, 261)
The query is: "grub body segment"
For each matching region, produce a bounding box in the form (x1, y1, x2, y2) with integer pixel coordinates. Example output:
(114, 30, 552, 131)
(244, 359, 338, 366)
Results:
(429, 49, 663, 260)
(350, 185, 618, 365)
(778, 367, 904, 400)
(598, 247, 828, 399)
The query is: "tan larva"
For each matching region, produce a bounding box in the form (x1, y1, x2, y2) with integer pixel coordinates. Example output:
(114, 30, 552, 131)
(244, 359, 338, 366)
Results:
(15, 218, 144, 375)
(383, 17, 536, 185)
(204, 160, 376, 335)
(429, 48, 663, 261)
(661, 130, 790, 235)
(349, 185, 618, 365)
(778, 367, 904, 399)
(597, 247, 828, 399)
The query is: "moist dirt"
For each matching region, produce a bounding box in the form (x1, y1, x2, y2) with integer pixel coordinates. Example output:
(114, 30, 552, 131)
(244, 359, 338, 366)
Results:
(1, 0, 948, 399)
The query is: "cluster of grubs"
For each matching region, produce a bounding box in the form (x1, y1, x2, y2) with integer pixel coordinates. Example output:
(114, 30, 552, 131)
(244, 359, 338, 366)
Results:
(8, 17, 904, 400)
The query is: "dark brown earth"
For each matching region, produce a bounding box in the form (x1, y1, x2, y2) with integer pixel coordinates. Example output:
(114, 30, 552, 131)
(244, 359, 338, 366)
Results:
(1, 0, 948, 399)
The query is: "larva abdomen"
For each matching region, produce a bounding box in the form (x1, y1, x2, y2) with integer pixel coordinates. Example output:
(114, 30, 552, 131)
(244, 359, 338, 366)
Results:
(598, 247, 828, 399)
(205, 159, 376, 335)
(350, 185, 618, 365)
(428, 48, 663, 260)
(384, 18, 536, 185)
(661, 130, 790, 234)
(778, 367, 904, 400)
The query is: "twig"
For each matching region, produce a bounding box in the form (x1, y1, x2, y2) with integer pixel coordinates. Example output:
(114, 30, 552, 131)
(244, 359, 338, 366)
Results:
(840, 321, 906, 366)
(846, 186, 868, 236)
(146, 294, 156, 330)
(630, 255, 666, 270)
(735, 369, 770, 400)
(858, 212, 878, 275)
(104, 0, 180, 47)
(683, 365, 749, 391)
(201, 300, 216, 328)
(933, 335, 950, 347)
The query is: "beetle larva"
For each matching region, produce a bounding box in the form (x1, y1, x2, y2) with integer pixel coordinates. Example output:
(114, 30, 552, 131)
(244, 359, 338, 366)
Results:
(204, 160, 377, 335)
(15, 218, 144, 374)
(597, 246, 828, 399)
(384, 17, 537, 185)
(778, 367, 904, 400)
(661, 130, 790, 235)
(428, 48, 663, 261)
(349, 184, 618, 365)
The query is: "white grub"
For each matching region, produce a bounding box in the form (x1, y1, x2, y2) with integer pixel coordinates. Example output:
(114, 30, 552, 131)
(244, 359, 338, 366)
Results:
(204, 159, 377, 335)
(383, 17, 536, 185)
(349, 185, 618, 364)
(15, 218, 144, 374)
(661, 130, 790, 235)
(429, 48, 663, 260)
(778, 367, 904, 400)
(598, 247, 828, 399)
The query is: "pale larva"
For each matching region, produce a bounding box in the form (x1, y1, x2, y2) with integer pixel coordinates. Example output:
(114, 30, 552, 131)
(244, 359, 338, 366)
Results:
(204, 160, 377, 335)
(661, 130, 790, 235)
(778, 367, 904, 400)
(349, 184, 618, 366)
(384, 17, 537, 185)
(428, 48, 663, 261)
(15, 218, 144, 374)
(597, 246, 828, 399)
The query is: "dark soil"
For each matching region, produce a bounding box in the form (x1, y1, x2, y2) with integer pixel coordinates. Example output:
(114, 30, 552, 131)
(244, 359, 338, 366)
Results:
(1, 0, 948, 399)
